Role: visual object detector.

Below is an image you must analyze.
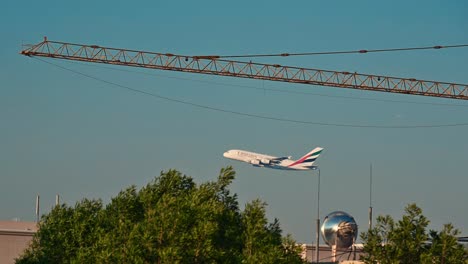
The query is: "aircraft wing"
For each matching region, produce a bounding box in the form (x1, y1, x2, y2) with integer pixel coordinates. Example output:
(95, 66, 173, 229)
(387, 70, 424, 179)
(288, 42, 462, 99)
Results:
(270, 156, 291, 164)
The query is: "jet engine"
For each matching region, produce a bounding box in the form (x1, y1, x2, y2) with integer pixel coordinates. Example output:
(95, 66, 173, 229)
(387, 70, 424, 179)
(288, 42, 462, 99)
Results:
(260, 159, 271, 165)
(250, 159, 260, 165)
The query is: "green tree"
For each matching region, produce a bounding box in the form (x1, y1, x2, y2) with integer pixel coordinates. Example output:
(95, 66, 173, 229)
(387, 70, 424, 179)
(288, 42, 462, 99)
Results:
(17, 167, 305, 264)
(18, 199, 104, 264)
(391, 204, 429, 263)
(95, 186, 144, 263)
(281, 234, 306, 264)
(361, 203, 467, 264)
(422, 224, 467, 264)
(241, 199, 304, 264)
(360, 215, 395, 264)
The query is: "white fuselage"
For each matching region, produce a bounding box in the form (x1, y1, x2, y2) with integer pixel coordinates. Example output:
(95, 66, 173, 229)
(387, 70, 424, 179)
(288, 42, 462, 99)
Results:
(223, 149, 314, 171)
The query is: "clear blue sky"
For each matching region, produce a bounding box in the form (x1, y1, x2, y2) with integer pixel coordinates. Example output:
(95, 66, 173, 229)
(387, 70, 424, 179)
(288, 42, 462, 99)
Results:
(1, 0, 467, 243)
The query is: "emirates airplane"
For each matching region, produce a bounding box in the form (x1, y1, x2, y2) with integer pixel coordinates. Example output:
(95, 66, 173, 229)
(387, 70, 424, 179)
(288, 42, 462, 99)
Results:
(223, 147, 324, 171)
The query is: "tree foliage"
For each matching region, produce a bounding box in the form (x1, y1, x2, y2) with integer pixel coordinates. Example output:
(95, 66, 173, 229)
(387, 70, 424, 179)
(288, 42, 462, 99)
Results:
(17, 167, 305, 264)
(361, 203, 467, 264)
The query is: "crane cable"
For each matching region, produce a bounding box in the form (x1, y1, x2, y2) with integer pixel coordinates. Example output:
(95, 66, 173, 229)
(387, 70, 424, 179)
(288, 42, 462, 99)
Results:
(32, 57, 468, 129)
(64, 60, 468, 108)
(197, 44, 468, 59)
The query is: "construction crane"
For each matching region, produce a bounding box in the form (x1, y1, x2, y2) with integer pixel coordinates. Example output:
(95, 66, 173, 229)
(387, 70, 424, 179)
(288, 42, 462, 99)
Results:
(21, 37, 468, 100)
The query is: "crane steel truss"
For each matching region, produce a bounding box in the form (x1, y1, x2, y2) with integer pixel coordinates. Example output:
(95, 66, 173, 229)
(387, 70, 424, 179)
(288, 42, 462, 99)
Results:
(21, 38, 468, 100)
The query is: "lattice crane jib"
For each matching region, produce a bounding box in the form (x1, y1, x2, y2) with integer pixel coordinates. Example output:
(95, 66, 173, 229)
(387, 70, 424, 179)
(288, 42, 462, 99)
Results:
(20, 38, 468, 100)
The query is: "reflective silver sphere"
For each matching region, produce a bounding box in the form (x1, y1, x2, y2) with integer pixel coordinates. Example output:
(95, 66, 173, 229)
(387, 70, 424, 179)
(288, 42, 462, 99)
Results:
(321, 211, 358, 249)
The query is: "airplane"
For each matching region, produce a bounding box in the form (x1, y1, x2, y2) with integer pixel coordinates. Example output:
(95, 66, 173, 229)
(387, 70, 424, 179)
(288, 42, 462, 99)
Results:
(223, 147, 324, 171)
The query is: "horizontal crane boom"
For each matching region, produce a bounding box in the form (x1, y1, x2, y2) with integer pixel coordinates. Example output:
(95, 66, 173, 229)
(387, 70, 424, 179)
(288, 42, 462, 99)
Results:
(21, 38, 468, 100)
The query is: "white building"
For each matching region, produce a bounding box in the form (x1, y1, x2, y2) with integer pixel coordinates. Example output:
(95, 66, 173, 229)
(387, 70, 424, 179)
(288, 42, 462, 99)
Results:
(0, 221, 37, 264)
(299, 243, 364, 263)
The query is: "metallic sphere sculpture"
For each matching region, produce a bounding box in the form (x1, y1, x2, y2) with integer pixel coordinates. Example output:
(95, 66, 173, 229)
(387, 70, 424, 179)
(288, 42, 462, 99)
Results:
(321, 211, 358, 249)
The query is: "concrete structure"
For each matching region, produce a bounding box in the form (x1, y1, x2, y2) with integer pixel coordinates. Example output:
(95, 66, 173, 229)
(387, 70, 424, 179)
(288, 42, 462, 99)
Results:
(0, 221, 37, 264)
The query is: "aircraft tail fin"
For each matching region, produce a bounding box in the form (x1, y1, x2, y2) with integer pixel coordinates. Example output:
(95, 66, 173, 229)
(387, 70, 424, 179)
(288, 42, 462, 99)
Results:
(288, 147, 324, 167)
